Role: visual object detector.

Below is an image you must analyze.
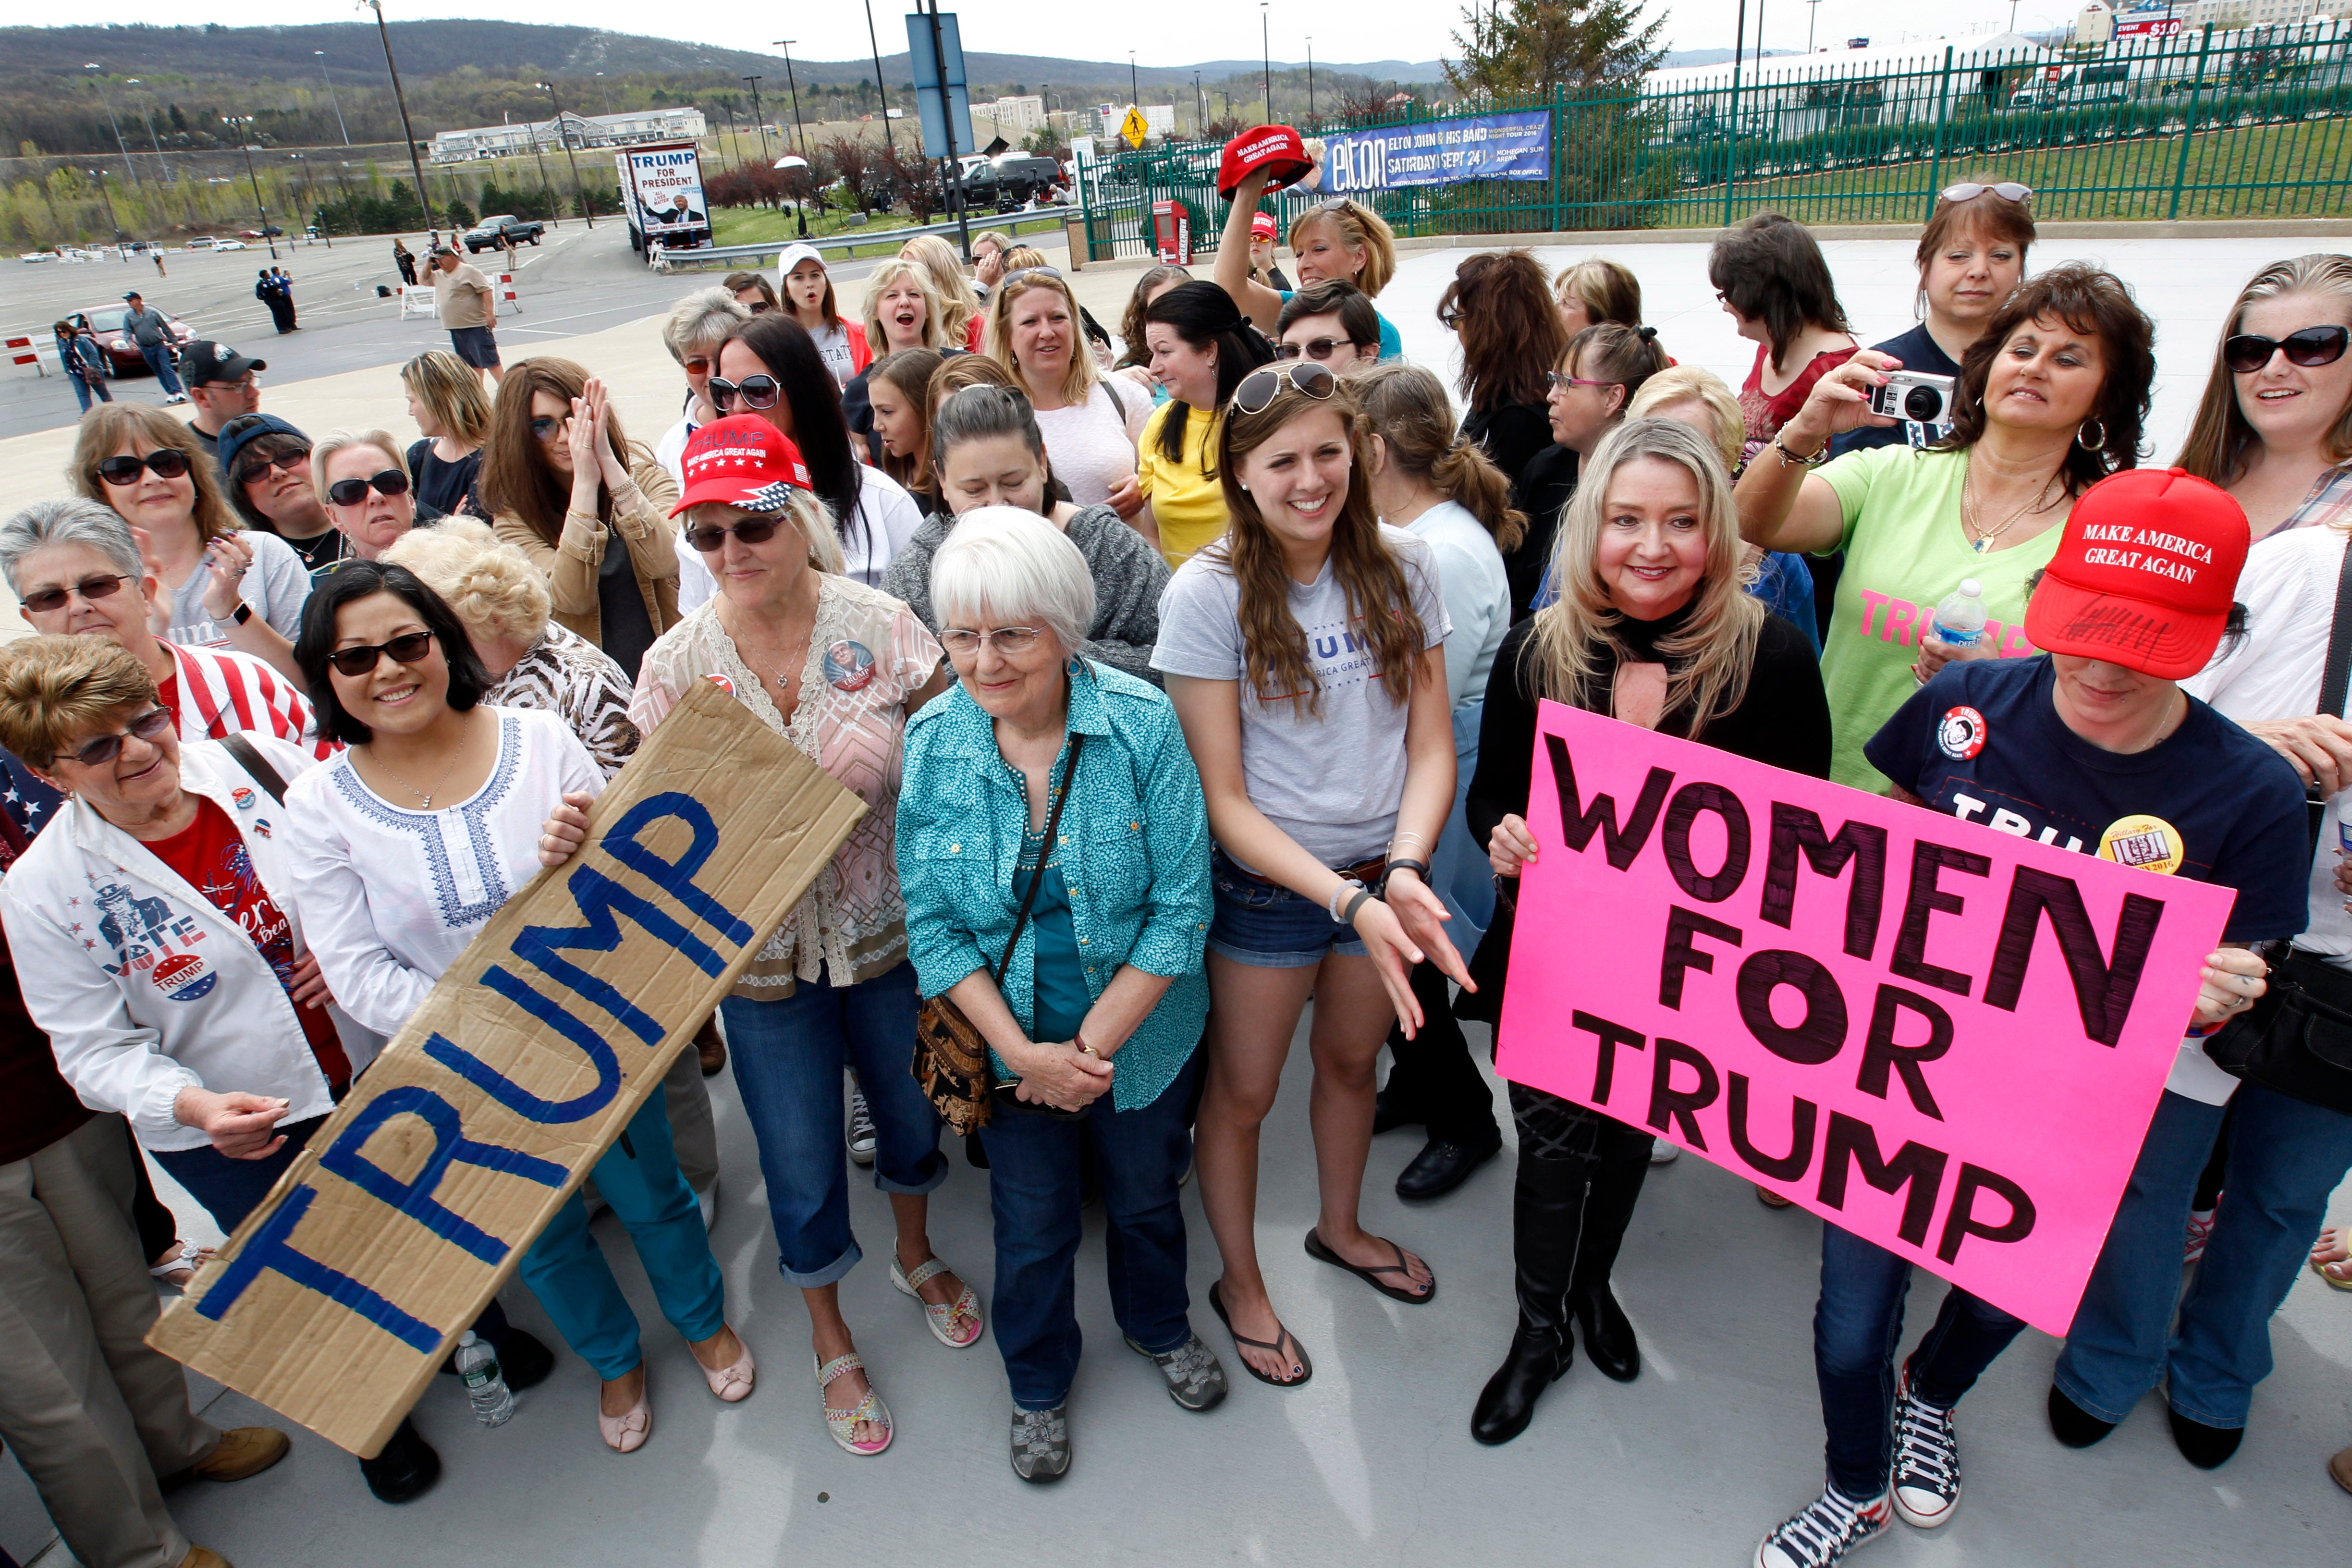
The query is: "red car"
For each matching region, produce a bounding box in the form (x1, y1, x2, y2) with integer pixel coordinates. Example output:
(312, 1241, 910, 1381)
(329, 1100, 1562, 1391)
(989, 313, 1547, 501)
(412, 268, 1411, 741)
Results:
(73, 304, 198, 378)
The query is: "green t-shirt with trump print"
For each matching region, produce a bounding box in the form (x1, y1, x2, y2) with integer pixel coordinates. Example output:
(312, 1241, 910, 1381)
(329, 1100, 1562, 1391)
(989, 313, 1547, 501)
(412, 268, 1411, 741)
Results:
(1815, 445, 2061, 793)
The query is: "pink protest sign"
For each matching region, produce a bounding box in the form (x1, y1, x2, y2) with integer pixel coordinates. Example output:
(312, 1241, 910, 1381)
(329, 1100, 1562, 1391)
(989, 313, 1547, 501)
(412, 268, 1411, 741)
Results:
(1494, 700, 2235, 1335)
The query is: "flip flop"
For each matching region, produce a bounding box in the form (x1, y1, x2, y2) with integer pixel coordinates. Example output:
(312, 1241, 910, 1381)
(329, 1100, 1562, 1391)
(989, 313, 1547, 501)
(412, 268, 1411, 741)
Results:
(1208, 1280, 1311, 1388)
(2310, 1227, 2352, 1292)
(1304, 1227, 1436, 1305)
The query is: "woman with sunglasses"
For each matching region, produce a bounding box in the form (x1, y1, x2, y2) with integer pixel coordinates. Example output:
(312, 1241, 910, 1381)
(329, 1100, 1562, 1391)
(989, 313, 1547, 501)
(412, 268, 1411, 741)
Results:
(779, 243, 872, 391)
(2179, 254, 2352, 539)
(1138, 282, 1277, 570)
(70, 403, 310, 683)
(985, 267, 1149, 519)
(725, 269, 782, 316)
(1213, 169, 1403, 360)
(480, 357, 680, 684)
(217, 413, 346, 581)
(1273, 282, 1383, 375)
(633, 416, 968, 1458)
(312, 429, 422, 564)
(883, 385, 1170, 683)
(1709, 212, 1860, 468)
(281, 562, 751, 1457)
(651, 287, 755, 489)
(1442, 251, 1573, 502)
(401, 348, 493, 520)
(844, 260, 958, 469)
(1153, 358, 1465, 1387)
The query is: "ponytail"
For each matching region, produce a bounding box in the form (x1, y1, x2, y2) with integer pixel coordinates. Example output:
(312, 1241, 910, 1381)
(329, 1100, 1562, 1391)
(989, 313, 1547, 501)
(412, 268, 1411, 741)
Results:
(1430, 438, 1525, 553)
(1350, 360, 1526, 552)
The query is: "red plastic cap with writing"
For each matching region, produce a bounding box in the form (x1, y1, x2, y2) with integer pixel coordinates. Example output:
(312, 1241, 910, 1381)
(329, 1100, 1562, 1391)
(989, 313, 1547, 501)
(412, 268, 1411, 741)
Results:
(2022, 466, 2250, 679)
(1218, 125, 1313, 201)
(669, 415, 813, 517)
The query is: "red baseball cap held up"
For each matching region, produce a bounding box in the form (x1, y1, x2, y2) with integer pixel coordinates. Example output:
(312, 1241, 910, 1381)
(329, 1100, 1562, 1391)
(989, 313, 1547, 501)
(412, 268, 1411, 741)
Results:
(1219, 124, 1314, 201)
(1250, 211, 1279, 240)
(2023, 467, 2250, 679)
(669, 415, 813, 517)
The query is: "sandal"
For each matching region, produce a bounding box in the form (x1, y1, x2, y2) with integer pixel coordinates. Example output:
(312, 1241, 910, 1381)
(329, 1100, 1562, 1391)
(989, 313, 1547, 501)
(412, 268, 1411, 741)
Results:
(1208, 1280, 1312, 1388)
(892, 1254, 983, 1348)
(150, 1244, 216, 1293)
(2310, 1226, 2352, 1292)
(1304, 1226, 1436, 1305)
(813, 1353, 893, 1456)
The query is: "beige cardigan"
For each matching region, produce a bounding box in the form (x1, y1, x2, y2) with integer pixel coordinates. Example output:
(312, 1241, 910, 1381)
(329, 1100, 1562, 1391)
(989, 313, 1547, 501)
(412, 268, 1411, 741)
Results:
(493, 457, 682, 650)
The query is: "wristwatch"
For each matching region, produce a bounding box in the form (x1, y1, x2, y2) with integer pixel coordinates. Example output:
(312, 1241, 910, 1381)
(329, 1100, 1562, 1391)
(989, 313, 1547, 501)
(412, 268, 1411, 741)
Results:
(230, 601, 254, 627)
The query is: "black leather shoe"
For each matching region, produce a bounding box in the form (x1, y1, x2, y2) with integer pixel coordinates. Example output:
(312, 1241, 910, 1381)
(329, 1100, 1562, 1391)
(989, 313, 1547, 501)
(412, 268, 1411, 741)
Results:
(1471, 1328, 1572, 1446)
(1396, 1134, 1502, 1201)
(1372, 1085, 1419, 1136)
(1573, 1288, 1640, 1382)
(357, 1419, 441, 1505)
(2168, 1406, 2244, 1470)
(494, 1327, 554, 1391)
(2047, 1385, 2116, 1448)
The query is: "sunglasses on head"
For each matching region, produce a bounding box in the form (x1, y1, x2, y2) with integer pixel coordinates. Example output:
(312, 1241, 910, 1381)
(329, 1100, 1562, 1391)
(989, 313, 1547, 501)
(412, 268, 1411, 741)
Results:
(1000, 266, 1064, 288)
(683, 516, 786, 553)
(61, 707, 172, 769)
(1231, 360, 1338, 416)
(326, 469, 412, 507)
(709, 375, 782, 411)
(327, 630, 436, 679)
(1941, 181, 2033, 204)
(20, 573, 128, 616)
(96, 449, 191, 486)
(2224, 324, 2350, 375)
(235, 448, 308, 488)
(1275, 337, 1358, 363)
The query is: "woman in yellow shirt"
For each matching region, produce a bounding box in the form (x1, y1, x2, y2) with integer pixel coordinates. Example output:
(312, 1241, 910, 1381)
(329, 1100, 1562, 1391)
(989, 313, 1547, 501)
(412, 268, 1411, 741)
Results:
(1137, 282, 1275, 568)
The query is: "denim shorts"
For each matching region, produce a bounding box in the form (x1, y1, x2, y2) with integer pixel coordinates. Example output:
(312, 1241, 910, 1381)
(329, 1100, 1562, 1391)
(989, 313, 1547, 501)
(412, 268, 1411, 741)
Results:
(447, 324, 501, 368)
(1207, 847, 1372, 968)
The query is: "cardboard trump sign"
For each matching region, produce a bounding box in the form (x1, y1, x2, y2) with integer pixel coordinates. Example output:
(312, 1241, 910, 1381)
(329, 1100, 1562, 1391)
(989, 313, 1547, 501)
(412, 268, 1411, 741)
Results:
(149, 680, 865, 1455)
(1494, 701, 2236, 1335)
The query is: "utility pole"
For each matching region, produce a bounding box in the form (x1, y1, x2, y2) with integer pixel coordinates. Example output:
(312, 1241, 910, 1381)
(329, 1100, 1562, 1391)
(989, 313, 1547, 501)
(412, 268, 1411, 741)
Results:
(89, 169, 122, 244)
(357, 0, 441, 248)
(314, 50, 352, 145)
(1306, 37, 1314, 122)
(1130, 52, 1139, 108)
(1261, 4, 1273, 123)
(222, 120, 280, 259)
(1807, 0, 1823, 52)
(723, 102, 744, 167)
(538, 81, 595, 225)
(1194, 72, 1204, 134)
(866, 0, 897, 154)
(743, 76, 772, 162)
(525, 107, 560, 227)
(597, 72, 613, 118)
(773, 42, 809, 158)
(86, 67, 139, 188)
(291, 154, 331, 246)
(919, 0, 970, 259)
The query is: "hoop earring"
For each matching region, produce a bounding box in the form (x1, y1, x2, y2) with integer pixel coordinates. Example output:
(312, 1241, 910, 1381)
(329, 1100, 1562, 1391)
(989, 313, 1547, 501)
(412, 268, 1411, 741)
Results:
(2076, 418, 2106, 451)
(1067, 655, 1083, 677)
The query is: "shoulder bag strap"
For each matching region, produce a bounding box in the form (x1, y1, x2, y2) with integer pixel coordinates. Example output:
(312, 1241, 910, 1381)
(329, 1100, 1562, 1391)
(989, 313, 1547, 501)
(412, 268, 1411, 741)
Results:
(990, 733, 1086, 986)
(217, 732, 289, 806)
(2319, 530, 2352, 721)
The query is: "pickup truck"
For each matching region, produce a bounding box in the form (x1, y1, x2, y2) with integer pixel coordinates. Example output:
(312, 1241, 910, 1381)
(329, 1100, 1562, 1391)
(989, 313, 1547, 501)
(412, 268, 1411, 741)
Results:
(463, 215, 545, 253)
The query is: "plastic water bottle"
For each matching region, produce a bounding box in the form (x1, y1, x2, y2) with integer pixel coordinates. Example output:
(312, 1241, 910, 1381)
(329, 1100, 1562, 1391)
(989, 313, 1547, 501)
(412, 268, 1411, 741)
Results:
(455, 1331, 514, 1427)
(1932, 578, 1988, 649)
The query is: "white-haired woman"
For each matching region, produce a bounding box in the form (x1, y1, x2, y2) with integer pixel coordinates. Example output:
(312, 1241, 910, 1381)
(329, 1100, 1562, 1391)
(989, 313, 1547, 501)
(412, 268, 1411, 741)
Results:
(983, 267, 1148, 516)
(1465, 419, 1830, 1448)
(896, 507, 1221, 1482)
(651, 287, 755, 486)
(630, 415, 970, 1458)
(312, 429, 422, 565)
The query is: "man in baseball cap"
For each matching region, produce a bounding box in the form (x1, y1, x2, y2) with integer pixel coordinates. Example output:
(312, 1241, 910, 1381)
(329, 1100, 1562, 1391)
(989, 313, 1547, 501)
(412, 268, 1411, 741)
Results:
(176, 340, 268, 464)
(120, 291, 188, 402)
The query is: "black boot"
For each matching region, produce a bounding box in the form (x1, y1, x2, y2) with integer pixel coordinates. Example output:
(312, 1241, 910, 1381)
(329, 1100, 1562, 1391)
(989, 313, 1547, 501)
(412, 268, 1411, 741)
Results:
(357, 1418, 440, 1504)
(1471, 1150, 1583, 1446)
(1568, 1126, 1653, 1384)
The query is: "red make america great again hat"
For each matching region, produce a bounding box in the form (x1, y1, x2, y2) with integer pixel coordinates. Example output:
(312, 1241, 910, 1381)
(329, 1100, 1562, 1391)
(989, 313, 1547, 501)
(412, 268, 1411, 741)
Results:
(669, 415, 813, 517)
(2023, 466, 2250, 680)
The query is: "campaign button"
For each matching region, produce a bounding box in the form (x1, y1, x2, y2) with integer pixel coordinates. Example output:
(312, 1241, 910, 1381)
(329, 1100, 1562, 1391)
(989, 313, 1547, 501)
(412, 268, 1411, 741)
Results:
(152, 952, 218, 1002)
(1937, 705, 1987, 760)
(231, 786, 257, 810)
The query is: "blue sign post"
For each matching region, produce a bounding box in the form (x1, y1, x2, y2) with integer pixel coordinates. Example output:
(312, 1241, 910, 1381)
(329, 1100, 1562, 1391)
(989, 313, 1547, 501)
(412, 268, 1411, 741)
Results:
(907, 3, 977, 256)
(1318, 109, 1554, 194)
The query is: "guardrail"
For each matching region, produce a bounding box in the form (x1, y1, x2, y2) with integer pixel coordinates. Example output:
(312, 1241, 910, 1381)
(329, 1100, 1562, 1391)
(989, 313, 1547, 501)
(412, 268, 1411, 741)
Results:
(648, 208, 1074, 271)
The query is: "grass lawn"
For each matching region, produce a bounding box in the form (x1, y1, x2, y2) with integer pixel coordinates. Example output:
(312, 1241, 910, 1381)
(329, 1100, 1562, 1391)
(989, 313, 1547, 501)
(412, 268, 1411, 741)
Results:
(709, 206, 1072, 257)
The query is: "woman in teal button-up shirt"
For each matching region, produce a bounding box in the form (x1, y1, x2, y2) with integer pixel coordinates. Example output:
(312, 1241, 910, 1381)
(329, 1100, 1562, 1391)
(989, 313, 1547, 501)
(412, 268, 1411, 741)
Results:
(896, 508, 1223, 1483)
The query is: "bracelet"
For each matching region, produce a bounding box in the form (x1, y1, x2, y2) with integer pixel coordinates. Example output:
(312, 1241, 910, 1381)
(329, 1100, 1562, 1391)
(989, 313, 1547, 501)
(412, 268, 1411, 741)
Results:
(1378, 858, 1430, 896)
(1074, 1034, 1102, 1061)
(1338, 887, 1372, 925)
(1327, 877, 1365, 921)
(1770, 431, 1827, 469)
(1388, 832, 1431, 859)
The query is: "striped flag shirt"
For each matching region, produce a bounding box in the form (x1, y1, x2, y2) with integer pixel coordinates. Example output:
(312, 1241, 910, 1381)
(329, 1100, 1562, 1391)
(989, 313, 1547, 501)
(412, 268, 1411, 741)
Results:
(166, 642, 335, 760)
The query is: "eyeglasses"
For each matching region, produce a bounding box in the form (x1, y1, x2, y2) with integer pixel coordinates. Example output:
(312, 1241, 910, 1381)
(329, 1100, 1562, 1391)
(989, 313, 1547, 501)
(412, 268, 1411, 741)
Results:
(20, 574, 128, 615)
(709, 375, 782, 411)
(1274, 337, 1360, 363)
(2224, 324, 2350, 375)
(1437, 306, 1463, 330)
(96, 449, 191, 486)
(682, 356, 715, 376)
(235, 449, 308, 488)
(683, 517, 784, 553)
(939, 626, 1044, 658)
(326, 630, 436, 679)
(528, 416, 564, 444)
(1547, 370, 1617, 393)
(747, 300, 775, 315)
(60, 708, 171, 769)
(326, 469, 413, 507)
(1940, 181, 2033, 204)
(1231, 360, 1338, 416)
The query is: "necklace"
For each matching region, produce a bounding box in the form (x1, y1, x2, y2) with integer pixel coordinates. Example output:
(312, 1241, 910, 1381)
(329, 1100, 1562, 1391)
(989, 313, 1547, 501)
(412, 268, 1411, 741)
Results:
(1961, 455, 2065, 554)
(368, 745, 464, 809)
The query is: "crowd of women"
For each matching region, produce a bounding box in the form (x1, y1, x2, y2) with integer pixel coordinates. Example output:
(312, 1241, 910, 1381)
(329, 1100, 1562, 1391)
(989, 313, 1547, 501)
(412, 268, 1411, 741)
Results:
(3, 172, 2352, 1568)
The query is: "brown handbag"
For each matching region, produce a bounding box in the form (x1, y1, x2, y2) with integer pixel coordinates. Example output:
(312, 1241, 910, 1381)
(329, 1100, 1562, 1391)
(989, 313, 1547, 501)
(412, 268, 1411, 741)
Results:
(912, 734, 1085, 1135)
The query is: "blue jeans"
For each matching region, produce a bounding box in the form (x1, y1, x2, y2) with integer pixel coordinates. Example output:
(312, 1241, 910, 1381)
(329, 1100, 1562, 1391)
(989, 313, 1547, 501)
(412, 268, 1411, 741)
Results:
(515, 1090, 725, 1380)
(2056, 1083, 2352, 1428)
(137, 343, 182, 396)
(721, 962, 946, 1288)
(1207, 848, 1370, 967)
(1814, 1224, 2027, 1500)
(66, 364, 112, 413)
(979, 1054, 1198, 1409)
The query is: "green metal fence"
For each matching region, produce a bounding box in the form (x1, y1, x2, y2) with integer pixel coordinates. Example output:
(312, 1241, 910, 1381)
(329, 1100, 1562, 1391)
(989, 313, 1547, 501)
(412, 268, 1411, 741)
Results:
(1078, 24, 2352, 259)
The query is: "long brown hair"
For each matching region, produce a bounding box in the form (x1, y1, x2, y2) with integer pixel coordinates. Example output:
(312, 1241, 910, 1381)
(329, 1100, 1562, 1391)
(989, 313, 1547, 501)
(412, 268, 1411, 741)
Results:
(1212, 380, 1426, 715)
(1441, 250, 1568, 413)
(2177, 253, 2352, 485)
(1707, 212, 1850, 372)
(870, 348, 946, 498)
(478, 357, 652, 547)
(70, 403, 240, 545)
(1940, 262, 2154, 495)
(1352, 363, 1525, 552)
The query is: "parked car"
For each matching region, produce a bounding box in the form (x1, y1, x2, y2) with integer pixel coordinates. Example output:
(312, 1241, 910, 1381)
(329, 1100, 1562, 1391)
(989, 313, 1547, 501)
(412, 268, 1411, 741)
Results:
(239, 226, 285, 238)
(20, 251, 56, 264)
(74, 304, 197, 377)
(184, 237, 220, 251)
(463, 215, 545, 253)
(213, 238, 249, 251)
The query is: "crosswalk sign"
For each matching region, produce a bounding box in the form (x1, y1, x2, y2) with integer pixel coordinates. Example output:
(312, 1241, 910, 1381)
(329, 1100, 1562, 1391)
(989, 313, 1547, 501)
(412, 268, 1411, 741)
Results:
(1119, 106, 1150, 149)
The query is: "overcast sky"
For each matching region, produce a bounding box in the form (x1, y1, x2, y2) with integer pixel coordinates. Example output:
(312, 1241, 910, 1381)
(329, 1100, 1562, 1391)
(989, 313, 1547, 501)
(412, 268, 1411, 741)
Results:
(69, 1, 2056, 71)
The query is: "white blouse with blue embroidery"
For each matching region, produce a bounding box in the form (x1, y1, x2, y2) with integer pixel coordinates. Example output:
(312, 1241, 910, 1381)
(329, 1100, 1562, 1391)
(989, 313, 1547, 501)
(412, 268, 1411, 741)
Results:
(282, 706, 604, 1038)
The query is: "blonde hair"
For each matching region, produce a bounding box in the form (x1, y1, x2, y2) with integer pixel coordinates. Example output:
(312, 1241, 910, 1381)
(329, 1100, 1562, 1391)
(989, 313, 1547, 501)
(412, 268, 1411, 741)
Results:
(70, 404, 240, 546)
(686, 492, 845, 578)
(2178, 253, 2352, 486)
(0, 634, 159, 769)
(400, 349, 493, 447)
(998, 245, 1049, 271)
(382, 516, 551, 644)
(1287, 198, 1397, 297)
(862, 258, 948, 351)
(898, 233, 983, 345)
(985, 268, 1101, 408)
(309, 428, 410, 507)
(1529, 418, 1763, 736)
(1626, 367, 1746, 474)
(1553, 258, 1643, 328)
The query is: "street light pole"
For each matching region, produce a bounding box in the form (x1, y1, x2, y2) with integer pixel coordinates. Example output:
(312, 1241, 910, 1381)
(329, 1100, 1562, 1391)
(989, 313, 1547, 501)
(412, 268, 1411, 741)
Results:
(597, 72, 613, 118)
(1261, 4, 1273, 124)
(743, 76, 772, 163)
(865, 0, 897, 155)
(1130, 52, 1139, 108)
(1194, 71, 1203, 134)
(356, 0, 441, 248)
(772, 41, 809, 158)
(89, 170, 122, 244)
(314, 50, 352, 145)
(1306, 37, 1314, 123)
(538, 81, 596, 226)
(525, 108, 560, 228)
(86, 67, 139, 188)
(222, 120, 280, 259)
(291, 153, 332, 246)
